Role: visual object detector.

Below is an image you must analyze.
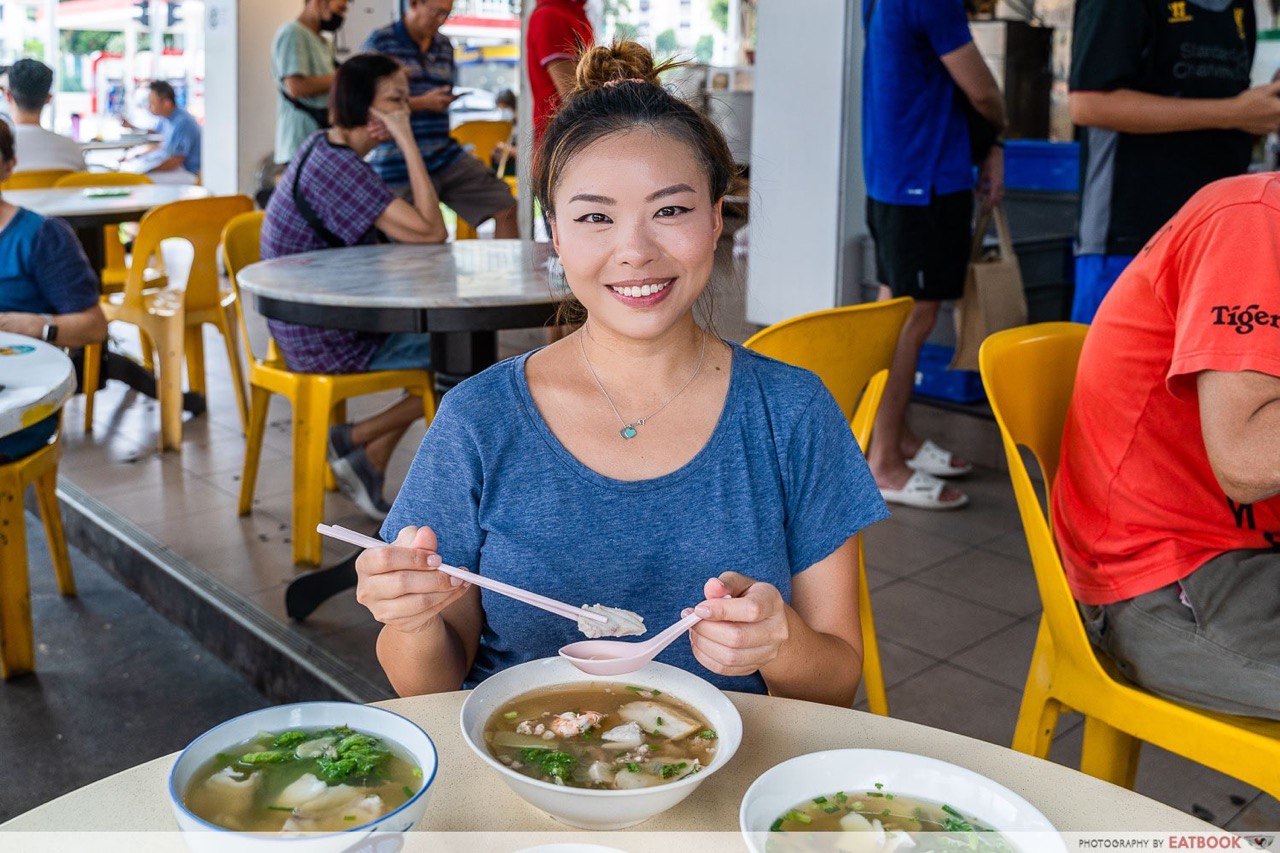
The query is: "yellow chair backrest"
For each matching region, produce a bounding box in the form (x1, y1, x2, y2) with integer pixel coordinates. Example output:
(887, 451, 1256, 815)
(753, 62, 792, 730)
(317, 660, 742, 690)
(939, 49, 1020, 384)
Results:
(452, 120, 513, 166)
(979, 322, 1101, 672)
(126, 195, 255, 313)
(54, 171, 153, 188)
(220, 210, 266, 365)
(743, 298, 914, 449)
(3, 169, 74, 190)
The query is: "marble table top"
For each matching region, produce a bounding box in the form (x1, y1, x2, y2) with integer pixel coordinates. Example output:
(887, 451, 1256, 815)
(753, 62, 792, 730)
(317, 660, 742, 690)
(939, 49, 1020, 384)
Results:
(0, 332, 76, 440)
(236, 239, 565, 310)
(5, 184, 210, 223)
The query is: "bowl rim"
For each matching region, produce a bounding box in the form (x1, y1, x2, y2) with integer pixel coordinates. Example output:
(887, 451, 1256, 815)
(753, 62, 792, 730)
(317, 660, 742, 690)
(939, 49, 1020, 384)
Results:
(167, 701, 439, 839)
(459, 661, 742, 798)
(738, 747, 1059, 835)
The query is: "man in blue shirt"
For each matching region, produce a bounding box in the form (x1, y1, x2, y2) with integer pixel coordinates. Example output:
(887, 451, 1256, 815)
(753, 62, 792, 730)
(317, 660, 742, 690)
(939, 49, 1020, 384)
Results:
(362, 0, 518, 237)
(124, 80, 201, 184)
(862, 0, 1005, 511)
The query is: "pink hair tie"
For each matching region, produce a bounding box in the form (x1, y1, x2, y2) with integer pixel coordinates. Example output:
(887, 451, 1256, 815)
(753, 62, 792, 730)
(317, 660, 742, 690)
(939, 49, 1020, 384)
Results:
(602, 77, 647, 88)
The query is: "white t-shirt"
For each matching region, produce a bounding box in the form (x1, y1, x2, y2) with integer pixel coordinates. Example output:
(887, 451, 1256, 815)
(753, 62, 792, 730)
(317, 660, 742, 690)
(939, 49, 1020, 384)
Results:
(13, 124, 85, 173)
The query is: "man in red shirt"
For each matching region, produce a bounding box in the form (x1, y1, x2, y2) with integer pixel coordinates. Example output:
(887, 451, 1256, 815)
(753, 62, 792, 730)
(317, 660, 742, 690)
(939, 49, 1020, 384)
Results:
(526, 0, 593, 142)
(1053, 172, 1280, 719)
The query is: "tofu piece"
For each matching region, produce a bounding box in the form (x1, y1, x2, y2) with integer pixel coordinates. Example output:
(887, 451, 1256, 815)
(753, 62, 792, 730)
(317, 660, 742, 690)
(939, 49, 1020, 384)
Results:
(617, 701, 699, 740)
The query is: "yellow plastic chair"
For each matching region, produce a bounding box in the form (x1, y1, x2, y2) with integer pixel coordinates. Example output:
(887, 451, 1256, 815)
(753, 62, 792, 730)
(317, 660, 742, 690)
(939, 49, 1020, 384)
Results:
(744, 297, 914, 716)
(451, 120, 514, 240)
(2, 168, 74, 190)
(980, 322, 1280, 797)
(82, 195, 254, 450)
(222, 211, 438, 565)
(54, 171, 157, 293)
(0, 432, 75, 679)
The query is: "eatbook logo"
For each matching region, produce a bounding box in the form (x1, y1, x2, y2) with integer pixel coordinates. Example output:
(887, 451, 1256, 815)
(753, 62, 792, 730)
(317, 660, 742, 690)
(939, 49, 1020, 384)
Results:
(1210, 304, 1280, 334)
(1169, 1, 1193, 22)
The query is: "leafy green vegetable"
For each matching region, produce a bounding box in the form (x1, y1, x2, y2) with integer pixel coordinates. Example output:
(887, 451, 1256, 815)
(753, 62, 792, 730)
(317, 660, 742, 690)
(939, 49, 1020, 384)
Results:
(812, 796, 828, 804)
(697, 730, 717, 740)
(272, 731, 309, 749)
(835, 791, 847, 804)
(659, 762, 688, 780)
(822, 805, 840, 814)
(625, 762, 641, 773)
(237, 749, 294, 766)
(518, 747, 575, 782)
(315, 731, 389, 784)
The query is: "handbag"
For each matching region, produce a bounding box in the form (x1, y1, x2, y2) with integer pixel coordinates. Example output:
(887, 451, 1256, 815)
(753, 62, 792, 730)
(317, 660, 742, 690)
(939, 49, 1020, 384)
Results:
(279, 86, 331, 129)
(949, 203, 1027, 371)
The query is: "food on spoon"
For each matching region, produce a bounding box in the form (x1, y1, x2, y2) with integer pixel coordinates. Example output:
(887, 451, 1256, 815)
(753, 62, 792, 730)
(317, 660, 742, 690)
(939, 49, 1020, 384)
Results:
(577, 604, 646, 639)
(183, 725, 421, 833)
(769, 785, 1014, 851)
(484, 682, 718, 789)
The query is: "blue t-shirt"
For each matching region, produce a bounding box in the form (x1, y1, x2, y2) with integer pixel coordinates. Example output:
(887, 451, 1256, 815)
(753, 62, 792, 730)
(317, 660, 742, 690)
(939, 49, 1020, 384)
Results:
(862, 0, 974, 205)
(362, 22, 465, 183)
(382, 343, 889, 693)
(157, 106, 201, 174)
(0, 208, 100, 315)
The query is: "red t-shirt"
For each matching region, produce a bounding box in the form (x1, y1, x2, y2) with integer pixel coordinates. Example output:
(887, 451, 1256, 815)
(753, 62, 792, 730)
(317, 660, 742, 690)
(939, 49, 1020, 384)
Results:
(526, 0, 593, 141)
(1052, 173, 1280, 606)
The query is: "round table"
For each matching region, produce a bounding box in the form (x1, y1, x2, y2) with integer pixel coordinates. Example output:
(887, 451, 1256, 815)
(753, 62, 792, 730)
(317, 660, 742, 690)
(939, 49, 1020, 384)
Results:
(0, 691, 1213, 836)
(0, 332, 76, 440)
(236, 239, 564, 390)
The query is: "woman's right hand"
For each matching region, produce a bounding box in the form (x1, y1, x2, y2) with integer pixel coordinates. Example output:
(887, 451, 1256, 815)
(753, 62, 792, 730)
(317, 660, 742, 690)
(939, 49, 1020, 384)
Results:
(369, 107, 415, 148)
(355, 525, 470, 635)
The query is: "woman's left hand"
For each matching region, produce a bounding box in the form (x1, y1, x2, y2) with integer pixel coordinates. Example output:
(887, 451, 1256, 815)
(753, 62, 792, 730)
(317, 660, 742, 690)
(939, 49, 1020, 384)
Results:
(684, 572, 790, 676)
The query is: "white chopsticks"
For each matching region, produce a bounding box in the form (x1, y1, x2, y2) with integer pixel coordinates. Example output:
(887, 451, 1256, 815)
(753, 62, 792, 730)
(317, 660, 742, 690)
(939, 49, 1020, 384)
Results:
(316, 524, 608, 625)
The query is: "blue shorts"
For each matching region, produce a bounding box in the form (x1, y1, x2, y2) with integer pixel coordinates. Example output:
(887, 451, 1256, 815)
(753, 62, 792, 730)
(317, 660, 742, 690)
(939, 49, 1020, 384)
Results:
(0, 415, 58, 463)
(1072, 254, 1135, 324)
(366, 333, 433, 372)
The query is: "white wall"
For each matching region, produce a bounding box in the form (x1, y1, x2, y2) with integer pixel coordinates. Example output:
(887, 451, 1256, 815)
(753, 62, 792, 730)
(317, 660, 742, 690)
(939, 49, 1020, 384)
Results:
(745, 0, 862, 326)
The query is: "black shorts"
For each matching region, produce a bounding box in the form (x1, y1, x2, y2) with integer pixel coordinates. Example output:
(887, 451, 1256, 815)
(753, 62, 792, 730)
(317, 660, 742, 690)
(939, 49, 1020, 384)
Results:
(867, 190, 973, 302)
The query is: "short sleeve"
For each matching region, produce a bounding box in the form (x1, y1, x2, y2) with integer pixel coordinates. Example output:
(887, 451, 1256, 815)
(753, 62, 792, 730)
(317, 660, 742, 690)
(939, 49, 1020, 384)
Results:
(912, 0, 973, 58)
(381, 398, 485, 572)
(310, 151, 395, 244)
(1164, 203, 1280, 399)
(31, 218, 101, 314)
(166, 119, 197, 160)
(274, 26, 312, 79)
(528, 10, 579, 68)
(782, 385, 890, 574)
(1069, 0, 1147, 92)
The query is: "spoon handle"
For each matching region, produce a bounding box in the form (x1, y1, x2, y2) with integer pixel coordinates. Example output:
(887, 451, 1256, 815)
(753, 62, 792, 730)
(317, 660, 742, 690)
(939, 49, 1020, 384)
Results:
(643, 610, 703, 653)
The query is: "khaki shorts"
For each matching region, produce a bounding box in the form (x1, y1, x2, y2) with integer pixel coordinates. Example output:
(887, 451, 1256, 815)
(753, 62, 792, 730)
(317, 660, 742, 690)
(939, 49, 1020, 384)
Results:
(395, 154, 515, 229)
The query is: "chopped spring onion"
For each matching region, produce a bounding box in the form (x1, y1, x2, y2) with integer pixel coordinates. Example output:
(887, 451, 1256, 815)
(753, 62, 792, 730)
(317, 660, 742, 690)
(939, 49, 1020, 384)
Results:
(402, 785, 414, 798)
(266, 806, 293, 812)
(503, 711, 518, 719)
(697, 730, 718, 740)
(344, 815, 356, 821)
(787, 810, 812, 825)
(656, 717, 664, 726)
(812, 796, 828, 804)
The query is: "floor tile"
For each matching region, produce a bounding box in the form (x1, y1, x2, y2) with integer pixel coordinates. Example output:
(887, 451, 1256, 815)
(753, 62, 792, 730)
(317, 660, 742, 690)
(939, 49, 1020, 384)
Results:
(978, 530, 1032, 563)
(1225, 792, 1280, 832)
(869, 578, 1020, 660)
(949, 617, 1040, 691)
(76, 455, 233, 526)
(862, 516, 972, 578)
(884, 662, 1024, 747)
(910, 548, 1042, 619)
(139, 508, 304, 595)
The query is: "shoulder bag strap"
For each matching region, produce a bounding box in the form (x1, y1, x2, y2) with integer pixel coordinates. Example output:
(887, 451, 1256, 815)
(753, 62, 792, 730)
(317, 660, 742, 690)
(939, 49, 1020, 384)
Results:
(292, 134, 346, 249)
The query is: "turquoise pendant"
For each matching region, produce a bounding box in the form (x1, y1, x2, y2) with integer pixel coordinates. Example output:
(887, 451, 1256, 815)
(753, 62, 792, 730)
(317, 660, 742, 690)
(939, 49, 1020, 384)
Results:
(620, 426, 638, 439)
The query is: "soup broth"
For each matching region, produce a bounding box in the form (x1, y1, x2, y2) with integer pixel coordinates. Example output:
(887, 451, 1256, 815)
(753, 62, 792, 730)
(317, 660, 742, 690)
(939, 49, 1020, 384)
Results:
(770, 786, 1014, 852)
(484, 683, 718, 790)
(184, 725, 421, 833)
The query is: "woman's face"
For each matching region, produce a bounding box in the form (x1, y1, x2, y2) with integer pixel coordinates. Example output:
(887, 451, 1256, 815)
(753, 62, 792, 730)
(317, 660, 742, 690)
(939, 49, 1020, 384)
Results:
(552, 128, 723, 343)
(365, 69, 411, 142)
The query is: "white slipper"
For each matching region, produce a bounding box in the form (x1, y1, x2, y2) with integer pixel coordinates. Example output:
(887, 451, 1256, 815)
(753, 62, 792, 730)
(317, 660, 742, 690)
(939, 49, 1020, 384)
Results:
(906, 439, 974, 478)
(880, 470, 970, 510)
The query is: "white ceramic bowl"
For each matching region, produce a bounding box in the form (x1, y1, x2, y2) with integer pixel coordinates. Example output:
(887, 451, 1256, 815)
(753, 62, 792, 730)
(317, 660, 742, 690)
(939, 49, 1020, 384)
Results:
(460, 657, 742, 830)
(169, 702, 438, 853)
(739, 749, 1066, 853)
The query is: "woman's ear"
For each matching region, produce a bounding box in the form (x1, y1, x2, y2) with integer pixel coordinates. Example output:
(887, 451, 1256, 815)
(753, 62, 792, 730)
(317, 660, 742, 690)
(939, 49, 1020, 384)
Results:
(711, 197, 724, 243)
(549, 214, 560, 252)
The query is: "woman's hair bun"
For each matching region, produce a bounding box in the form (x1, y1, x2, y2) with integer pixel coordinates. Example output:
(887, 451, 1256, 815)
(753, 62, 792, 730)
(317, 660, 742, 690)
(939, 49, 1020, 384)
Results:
(573, 40, 679, 93)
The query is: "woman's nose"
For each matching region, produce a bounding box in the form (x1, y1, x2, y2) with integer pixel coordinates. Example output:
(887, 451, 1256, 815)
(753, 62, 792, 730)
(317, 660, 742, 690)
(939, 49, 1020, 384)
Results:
(612, 221, 660, 268)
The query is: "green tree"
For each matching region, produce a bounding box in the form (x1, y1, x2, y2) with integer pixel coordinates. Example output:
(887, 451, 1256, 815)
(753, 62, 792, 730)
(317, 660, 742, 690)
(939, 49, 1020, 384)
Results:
(601, 0, 632, 37)
(614, 22, 640, 41)
(654, 28, 678, 57)
(22, 39, 44, 61)
(711, 0, 729, 32)
(695, 34, 714, 64)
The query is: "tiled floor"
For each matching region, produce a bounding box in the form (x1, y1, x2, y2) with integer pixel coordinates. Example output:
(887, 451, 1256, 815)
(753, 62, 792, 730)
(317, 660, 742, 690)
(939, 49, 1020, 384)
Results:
(32, 235, 1280, 829)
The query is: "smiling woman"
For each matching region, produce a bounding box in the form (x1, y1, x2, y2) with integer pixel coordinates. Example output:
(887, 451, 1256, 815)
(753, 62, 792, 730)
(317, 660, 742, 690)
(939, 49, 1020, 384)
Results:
(354, 41, 889, 709)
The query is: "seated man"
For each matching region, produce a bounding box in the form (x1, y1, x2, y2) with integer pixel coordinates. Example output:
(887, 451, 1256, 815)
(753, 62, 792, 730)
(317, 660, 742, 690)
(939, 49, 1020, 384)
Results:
(4, 58, 85, 173)
(1053, 172, 1280, 720)
(0, 123, 107, 462)
(123, 81, 201, 184)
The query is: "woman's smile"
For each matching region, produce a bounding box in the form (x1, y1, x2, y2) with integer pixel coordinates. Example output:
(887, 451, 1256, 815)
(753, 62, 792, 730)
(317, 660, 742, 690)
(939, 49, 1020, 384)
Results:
(604, 276, 676, 307)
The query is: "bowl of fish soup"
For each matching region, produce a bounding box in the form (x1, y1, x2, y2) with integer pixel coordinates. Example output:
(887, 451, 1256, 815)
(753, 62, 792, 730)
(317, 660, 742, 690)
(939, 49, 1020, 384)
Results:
(169, 702, 438, 852)
(739, 749, 1065, 853)
(460, 657, 742, 830)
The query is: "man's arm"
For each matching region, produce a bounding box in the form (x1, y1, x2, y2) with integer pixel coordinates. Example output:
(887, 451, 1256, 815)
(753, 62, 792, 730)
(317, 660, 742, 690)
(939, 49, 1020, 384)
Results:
(940, 42, 1006, 131)
(546, 59, 576, 98)
(1198, 369, 1280, 505)
(1071, 84, 1280, 136)
(148, 154, 187, 173)
(282, 72, 335, 100)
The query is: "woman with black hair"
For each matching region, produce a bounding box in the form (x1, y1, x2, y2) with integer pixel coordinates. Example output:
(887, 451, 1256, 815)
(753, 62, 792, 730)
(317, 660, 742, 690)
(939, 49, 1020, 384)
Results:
(262, 52, 447, 520)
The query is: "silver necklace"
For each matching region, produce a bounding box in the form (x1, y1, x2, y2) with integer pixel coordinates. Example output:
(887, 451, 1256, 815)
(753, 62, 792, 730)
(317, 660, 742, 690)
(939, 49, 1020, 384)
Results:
(578, 326, 708, 440)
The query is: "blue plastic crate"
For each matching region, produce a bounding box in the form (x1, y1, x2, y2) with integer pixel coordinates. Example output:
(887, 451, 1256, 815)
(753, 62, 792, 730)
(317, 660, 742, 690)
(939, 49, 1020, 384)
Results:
(913, 344, 986, 404)
(1004, 140, 1080, 193)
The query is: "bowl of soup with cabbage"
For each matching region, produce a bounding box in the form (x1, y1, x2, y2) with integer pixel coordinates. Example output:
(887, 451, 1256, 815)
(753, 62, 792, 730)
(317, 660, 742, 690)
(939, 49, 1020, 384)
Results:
(169, 702, 437, 852)
(460, 658, 742, 830)
(739, 749, 1065, 853)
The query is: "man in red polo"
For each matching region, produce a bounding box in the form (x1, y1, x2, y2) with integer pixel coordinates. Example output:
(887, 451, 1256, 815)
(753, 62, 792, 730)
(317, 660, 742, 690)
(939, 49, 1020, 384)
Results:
(526, 0, 593, 142)
(1053, 172, 1280, 719)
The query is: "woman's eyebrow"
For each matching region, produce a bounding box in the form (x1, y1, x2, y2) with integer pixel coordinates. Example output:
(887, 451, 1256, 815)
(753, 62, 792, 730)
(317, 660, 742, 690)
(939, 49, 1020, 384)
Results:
(567, 193, 615, 205)
(646, 183, 696, 202)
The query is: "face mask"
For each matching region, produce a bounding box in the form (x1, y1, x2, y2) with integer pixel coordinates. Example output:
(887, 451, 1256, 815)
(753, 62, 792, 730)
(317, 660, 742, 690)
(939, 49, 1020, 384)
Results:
(320, 12, 345, 31)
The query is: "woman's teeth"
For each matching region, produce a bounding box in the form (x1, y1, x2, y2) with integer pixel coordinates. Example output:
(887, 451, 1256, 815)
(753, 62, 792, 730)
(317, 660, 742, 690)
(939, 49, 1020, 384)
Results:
(609, 280, 671, 298)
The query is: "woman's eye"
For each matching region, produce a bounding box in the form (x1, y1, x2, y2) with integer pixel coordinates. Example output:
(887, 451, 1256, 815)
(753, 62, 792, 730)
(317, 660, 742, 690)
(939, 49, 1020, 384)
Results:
(573, 213, 612, 224)
(656, 206, 691, 218)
